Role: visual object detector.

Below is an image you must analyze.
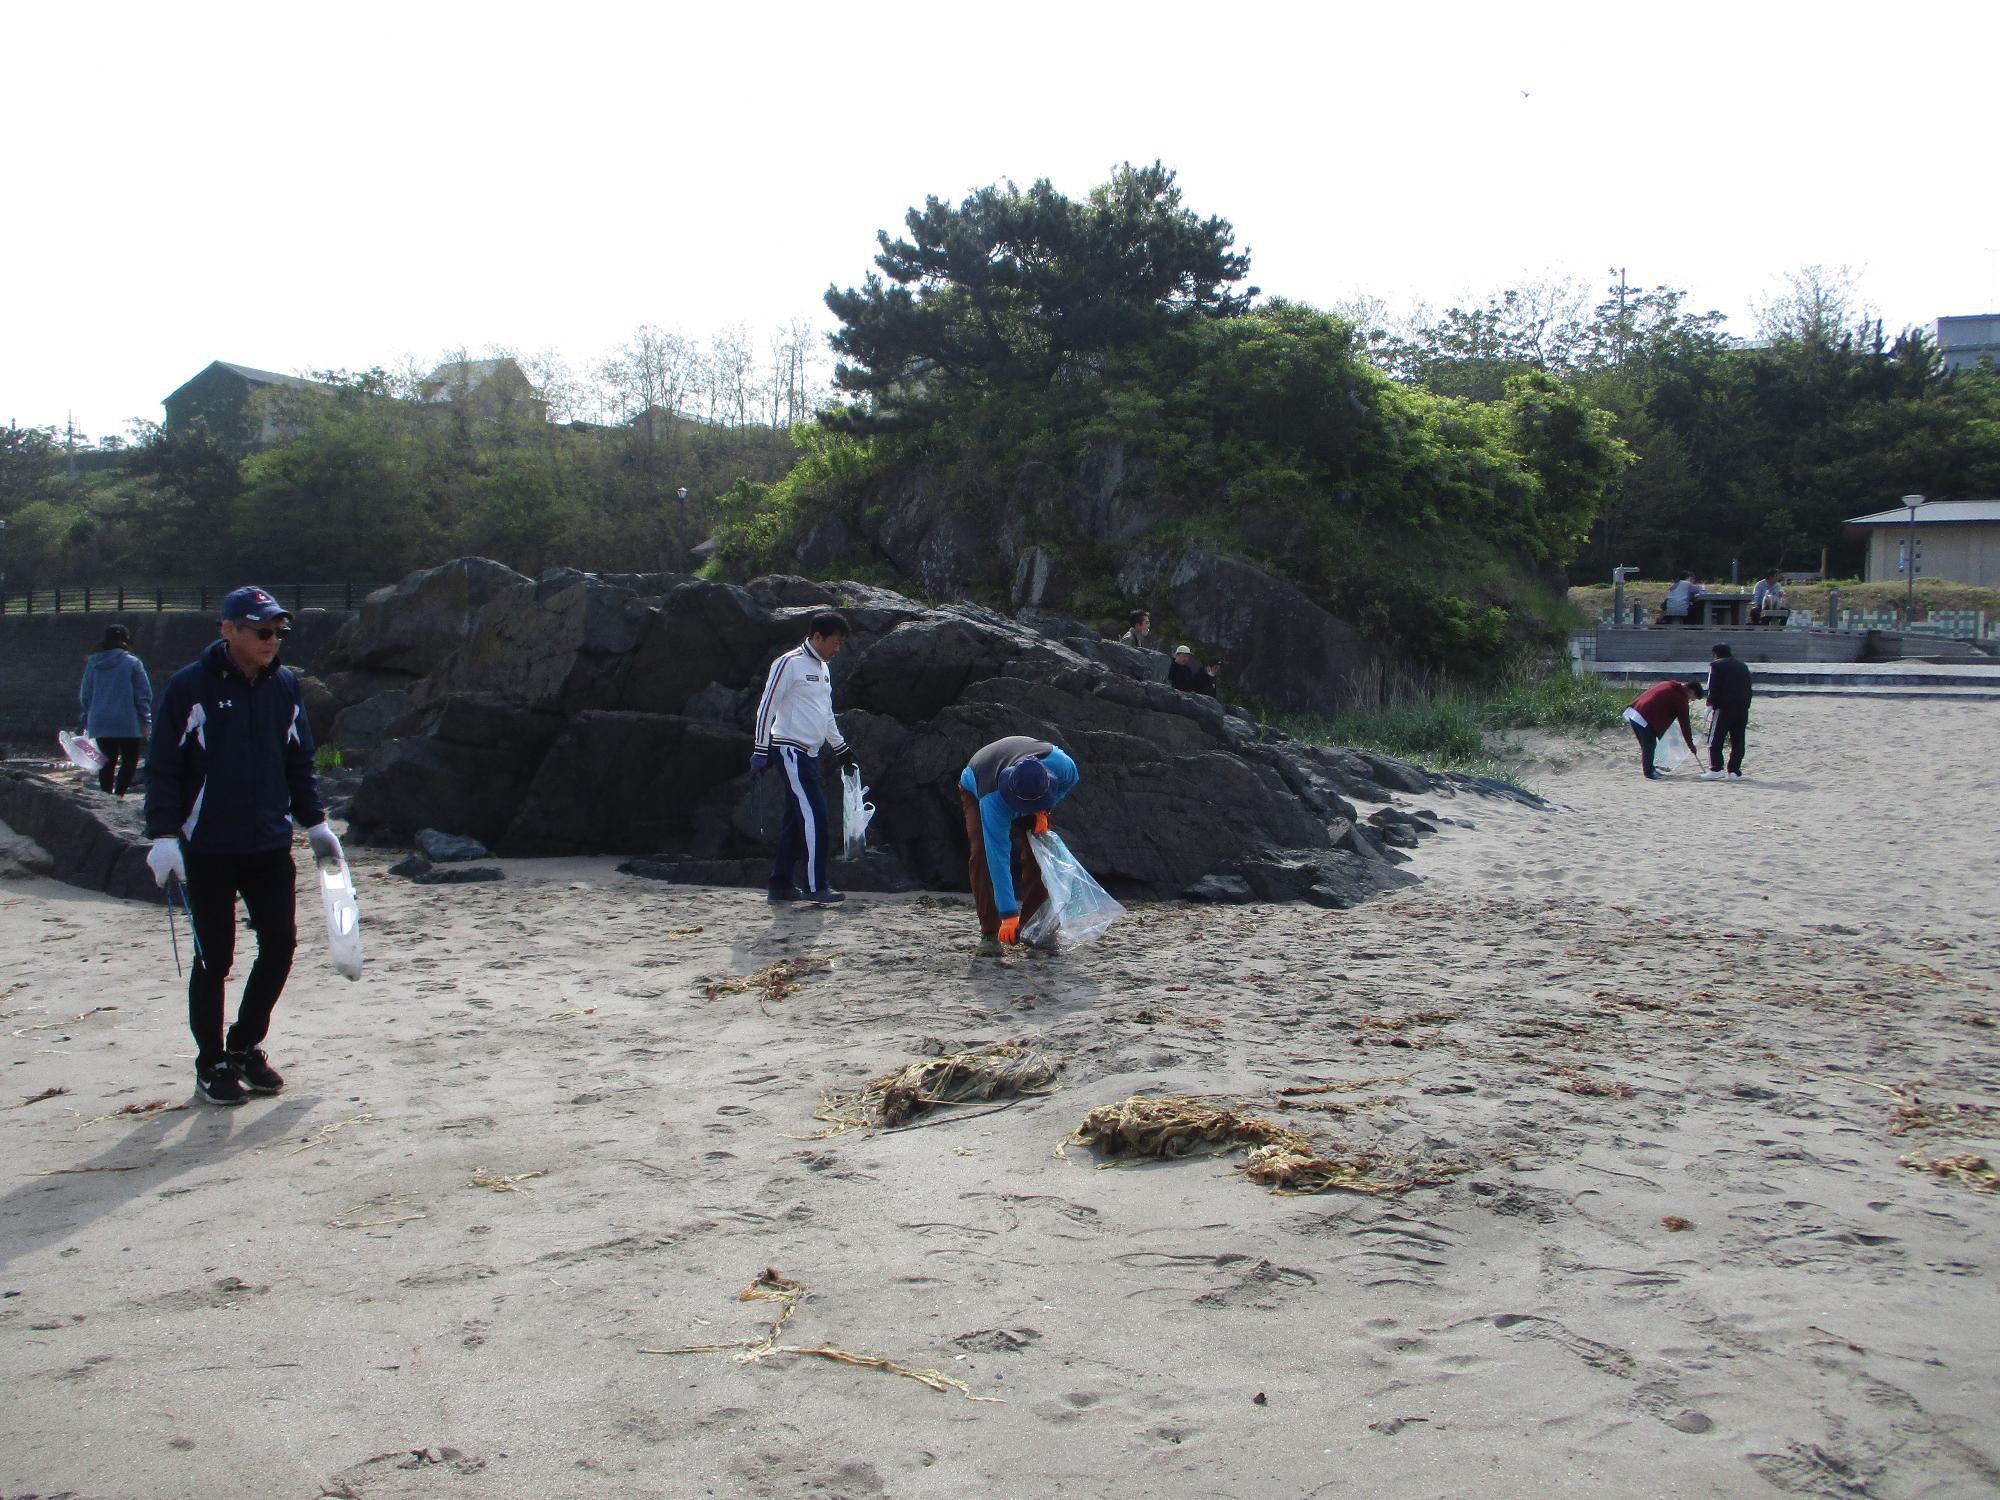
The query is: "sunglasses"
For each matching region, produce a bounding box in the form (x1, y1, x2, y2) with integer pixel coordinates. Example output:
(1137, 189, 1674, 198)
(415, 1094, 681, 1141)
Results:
(237, 623, 291, 641)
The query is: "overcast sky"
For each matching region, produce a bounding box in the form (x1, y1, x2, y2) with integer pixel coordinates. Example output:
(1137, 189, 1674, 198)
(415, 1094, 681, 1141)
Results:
(5, 0, 1993, 442)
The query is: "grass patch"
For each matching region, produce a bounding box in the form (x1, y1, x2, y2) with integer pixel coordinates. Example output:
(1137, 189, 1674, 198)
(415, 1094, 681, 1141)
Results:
(1281, 668, 1627, 779)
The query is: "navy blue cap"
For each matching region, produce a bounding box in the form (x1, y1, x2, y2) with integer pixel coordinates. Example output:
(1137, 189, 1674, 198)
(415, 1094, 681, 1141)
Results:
(998, 755, 1055, 813)
(219, 586, 290, 623)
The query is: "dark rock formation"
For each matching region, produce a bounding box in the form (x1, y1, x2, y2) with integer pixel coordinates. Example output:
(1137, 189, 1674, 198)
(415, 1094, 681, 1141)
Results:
(328, 562, 1492, 908)
(415, 828, 491, 863)
(0, 770, 161, 903)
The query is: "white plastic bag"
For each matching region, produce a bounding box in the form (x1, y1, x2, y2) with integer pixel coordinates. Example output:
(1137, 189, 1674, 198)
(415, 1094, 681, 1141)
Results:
(1021, 831, 1125, 950)
(1655, 729, 1695, 773)
(59, 730, 107, 772)
(316, 851, 364, 981)
(841, 765, 874, 861)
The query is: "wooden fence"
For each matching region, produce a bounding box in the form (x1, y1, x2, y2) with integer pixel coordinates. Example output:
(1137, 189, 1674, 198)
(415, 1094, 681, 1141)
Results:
(0, 583, 371, 616)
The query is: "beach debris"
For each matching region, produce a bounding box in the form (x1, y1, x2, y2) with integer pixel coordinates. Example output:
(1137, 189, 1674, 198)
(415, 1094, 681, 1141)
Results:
(288, 1112, 376, 1156)
(1897, 1150, 1999, 1192)
(814, 1043, 1060, 1134)
(549, 1005, 598, 1021)
(1278, 1076, 1408, 1098)
(75, 1098, 188, 1128)
(1661, 1215, 1695, 1231)
(706, 956, 831, 1005)
(642, 1266, 1000, 1402)
(1253, 1391, 1268, 1405)
(1549, 1066, 1634, 1099)
(15, 1086, 70, 1107)
(665, 925, 704, 940)
(468, 1167, 543, 1194)
(1062, 1094, 1466, 1196)
(1888, 1100, 1999, 1138)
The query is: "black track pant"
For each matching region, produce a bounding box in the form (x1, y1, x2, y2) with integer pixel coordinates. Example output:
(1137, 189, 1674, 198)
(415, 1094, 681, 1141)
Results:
(96, 737, 143, 797)
(183, 846, 297, 1067)
(1629, 720, 1658, 776)
(1708, 705, 1748, 775)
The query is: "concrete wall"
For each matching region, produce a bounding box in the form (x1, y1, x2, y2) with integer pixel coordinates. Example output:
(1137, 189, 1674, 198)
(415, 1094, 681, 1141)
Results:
(1865, 524, 2000, 587)
(1591, 627, 1864, 664)
(0, 610, 350, 741)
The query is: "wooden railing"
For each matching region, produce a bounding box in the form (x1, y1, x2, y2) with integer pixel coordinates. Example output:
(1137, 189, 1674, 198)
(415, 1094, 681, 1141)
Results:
(0, 583, 370, 616)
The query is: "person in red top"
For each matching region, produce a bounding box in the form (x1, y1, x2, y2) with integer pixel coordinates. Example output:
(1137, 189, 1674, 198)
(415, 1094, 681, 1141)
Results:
(1623, 678, 1705, 780)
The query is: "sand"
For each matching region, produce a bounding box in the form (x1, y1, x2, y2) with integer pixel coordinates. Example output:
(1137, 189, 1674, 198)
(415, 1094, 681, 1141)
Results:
(2, 695, 1996, 1500)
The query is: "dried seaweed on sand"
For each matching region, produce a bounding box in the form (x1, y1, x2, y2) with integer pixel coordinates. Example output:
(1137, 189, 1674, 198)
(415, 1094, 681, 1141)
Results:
(1063, 1095, 1467, 1196)
(1898, 1150, 2000, 1192)
(706, 956, 831, 1005)
(815, 1043, 1061, 1134)
(642, 1267, 1000, 1402)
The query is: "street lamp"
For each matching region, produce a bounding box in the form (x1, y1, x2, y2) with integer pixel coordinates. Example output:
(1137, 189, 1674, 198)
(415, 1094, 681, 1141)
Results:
(1902, 494, 1926, 627)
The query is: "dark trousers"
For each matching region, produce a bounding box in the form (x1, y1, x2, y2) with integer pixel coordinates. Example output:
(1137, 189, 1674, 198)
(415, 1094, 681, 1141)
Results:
(1708, 705, 1748, 774)
(96, 737, 143, 797)
(769, 746, 831, 894)
(1629, 720, 1659, 777)
(959, 789, 1050, 937)
(183, 846, 298, 1067)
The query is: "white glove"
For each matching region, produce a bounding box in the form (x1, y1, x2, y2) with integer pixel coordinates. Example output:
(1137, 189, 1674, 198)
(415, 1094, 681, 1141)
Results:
(306, 823, 344, 869)
(147, 837, 186, 889)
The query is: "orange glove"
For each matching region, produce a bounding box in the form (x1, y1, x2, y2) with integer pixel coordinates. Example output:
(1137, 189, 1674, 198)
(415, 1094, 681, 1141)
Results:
(997, 916, 1020, 946)
(1032, 811, 1050, 835)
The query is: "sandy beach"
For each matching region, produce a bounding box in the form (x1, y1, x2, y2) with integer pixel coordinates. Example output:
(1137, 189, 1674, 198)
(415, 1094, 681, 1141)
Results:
(3, 695, 1996, 1500)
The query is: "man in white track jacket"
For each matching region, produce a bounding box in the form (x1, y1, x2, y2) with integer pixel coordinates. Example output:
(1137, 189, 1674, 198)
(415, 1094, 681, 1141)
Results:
(751, 611, 857, 904)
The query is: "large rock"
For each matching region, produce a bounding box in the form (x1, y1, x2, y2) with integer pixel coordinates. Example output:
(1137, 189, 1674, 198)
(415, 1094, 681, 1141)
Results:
(346, 696, 566, 848)
(0, 771, 160, 903)
(319, 557, 530, 688)
(342, 559, 1470, 904)
(1153, 549, 1385, 713)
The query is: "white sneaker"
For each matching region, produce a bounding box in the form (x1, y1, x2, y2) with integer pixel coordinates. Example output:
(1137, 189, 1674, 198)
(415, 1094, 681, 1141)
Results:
(1728, 772, 1744, 780)
(1698, 770, 1728, 781)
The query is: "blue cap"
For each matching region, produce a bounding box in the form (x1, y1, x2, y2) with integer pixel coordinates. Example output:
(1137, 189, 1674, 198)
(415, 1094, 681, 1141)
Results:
(219, 586, 290, 623)
(998, 755, 1055, 813)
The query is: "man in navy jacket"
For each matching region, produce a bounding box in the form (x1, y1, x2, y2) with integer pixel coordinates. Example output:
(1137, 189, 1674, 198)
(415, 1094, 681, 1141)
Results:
(144, 587, 339, 1105)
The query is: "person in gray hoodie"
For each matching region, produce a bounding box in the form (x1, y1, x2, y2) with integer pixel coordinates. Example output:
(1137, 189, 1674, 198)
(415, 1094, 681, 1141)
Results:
(79, 623, 152, 796)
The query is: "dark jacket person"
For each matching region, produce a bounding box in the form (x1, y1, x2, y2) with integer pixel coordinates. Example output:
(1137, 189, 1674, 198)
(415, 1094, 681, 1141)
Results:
(1702, 644, 1754, 780)
(144, 587, 338, 1106)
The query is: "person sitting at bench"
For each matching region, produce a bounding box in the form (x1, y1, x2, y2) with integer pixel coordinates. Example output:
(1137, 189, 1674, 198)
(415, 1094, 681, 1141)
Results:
(1750, 570, 1787, 626)
(1660, 573, 1706, 624)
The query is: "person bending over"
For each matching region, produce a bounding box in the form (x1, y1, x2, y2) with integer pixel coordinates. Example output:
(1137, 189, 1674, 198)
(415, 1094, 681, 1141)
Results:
(1623, 678, 1704, 780)
(959, 736, 1080, 957)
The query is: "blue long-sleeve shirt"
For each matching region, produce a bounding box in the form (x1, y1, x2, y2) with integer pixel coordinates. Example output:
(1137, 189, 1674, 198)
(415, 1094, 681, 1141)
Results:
(958, 741, 1079, 915)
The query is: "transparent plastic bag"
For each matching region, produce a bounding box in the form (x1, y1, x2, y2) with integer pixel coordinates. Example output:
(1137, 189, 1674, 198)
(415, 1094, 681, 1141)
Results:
(1655, 729, 1695, 773)
(59, 730, 107, 772)
(1021, 830, 1125, 950)
(316, 851, 364, 981)
(841, 765, 874, 861)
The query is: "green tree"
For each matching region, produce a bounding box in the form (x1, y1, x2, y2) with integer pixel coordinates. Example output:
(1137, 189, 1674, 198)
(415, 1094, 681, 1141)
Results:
(824, 162, 1253, 428)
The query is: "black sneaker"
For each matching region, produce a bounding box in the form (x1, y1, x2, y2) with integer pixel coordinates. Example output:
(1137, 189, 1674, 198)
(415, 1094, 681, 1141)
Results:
(806, 887, 845, 905)
(229, 1048, 284, 1094)
(195, 1059, 249, 1106)
(767, 885, 804, 904)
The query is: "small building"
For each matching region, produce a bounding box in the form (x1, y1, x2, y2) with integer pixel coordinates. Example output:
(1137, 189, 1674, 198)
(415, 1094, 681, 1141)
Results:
(162, 361, 329, 446)
(1937, 314, 2000, 373)
(417, 358, 547, 424)
(1845, 499, 2000, 587)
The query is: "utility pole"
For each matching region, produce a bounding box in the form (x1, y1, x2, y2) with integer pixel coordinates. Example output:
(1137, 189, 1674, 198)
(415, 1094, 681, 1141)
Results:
(1609, 266, 1629, 364)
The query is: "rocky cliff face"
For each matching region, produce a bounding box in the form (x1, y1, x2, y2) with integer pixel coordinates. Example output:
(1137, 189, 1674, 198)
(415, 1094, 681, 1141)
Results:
(323, 562, 1527, 908)
(766, 438, 1397, 712)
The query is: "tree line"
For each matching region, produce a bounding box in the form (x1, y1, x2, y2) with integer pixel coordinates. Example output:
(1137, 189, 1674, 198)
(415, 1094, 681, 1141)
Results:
(0, 321, 833, 589)
(6, 176, 1997, 642)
